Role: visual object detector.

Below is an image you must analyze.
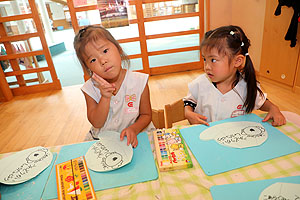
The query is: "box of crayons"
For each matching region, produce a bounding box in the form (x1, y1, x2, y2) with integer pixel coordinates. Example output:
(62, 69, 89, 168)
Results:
(55, 156, 96, 200)
(153, 128, 193, 171)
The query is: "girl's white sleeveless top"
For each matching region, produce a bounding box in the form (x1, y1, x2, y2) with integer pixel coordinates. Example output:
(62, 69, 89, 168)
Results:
(184, 74, 267, 123)
(81, 70, 155, 135)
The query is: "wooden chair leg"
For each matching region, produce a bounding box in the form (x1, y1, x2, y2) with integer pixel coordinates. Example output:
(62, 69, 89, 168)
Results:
(164, 104, 173, 128)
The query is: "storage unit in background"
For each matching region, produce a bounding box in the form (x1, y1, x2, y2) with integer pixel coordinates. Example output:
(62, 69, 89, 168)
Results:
(260, 0, 300, 93)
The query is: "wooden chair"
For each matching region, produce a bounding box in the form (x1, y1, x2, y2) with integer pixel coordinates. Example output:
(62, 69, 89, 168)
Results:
(152, 108, 165, 129)
(164, 99, 186, 128)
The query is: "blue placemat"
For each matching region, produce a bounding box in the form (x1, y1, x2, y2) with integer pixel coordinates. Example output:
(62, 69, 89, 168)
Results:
(180, 113, 300, 175)
(0, 153, 57, 200)
(210, 176, 300, 200)
(42, 131, 158, 199)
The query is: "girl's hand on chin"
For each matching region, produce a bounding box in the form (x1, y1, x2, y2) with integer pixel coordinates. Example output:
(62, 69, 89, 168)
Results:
(92, 73, 116, 98)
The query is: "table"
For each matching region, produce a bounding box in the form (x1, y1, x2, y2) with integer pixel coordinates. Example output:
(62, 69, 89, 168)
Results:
(91, 111, 300, 200)
(1, 111, 300, 200)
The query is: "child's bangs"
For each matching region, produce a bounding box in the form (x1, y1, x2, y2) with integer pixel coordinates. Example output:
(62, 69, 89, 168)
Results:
(89, 29, 108, 43)
(79, 29, 108, 57)
(201, 37, 228, 56)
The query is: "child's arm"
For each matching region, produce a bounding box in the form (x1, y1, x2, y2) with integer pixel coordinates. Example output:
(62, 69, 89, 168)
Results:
(260, 99, 286, 126)
(83, 93, 110, 128)
(184, 105, 209, 126)
(120, 84, 152, 148)
(84, 73, 116, 128)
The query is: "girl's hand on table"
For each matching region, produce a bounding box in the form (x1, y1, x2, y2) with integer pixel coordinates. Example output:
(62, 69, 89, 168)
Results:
(120, 127, 138, 148)
(186, 110, 209, 126)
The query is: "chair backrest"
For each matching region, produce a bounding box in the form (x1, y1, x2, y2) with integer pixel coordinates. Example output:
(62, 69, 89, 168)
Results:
(152, 108, 165, 129)
(164, 99, 185, 128)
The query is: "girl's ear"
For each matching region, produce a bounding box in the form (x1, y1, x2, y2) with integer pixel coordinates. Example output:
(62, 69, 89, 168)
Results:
(233, 55, 245, 69)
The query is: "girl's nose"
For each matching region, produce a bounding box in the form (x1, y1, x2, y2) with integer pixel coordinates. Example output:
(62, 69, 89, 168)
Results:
(204, 62, 210, 70)
(99, 56, 107, 66)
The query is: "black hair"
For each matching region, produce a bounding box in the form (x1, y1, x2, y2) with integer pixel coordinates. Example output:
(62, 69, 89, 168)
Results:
(200, 25, 264, 113)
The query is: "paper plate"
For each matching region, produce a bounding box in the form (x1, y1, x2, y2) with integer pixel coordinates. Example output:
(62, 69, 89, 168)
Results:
(98, 130, 121, 140)
(200, 121, 268, 148)
(0, 146, 53, 185)
(85, 131, 133, 172)
(259, 182, 300, 200)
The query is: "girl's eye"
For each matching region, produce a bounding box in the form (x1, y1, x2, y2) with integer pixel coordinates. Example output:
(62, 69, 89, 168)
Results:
(203, 58, 206, 62)
(90, 58, 96, 63)
(103, 49, 108, 53)
(211, 59, 216, 63)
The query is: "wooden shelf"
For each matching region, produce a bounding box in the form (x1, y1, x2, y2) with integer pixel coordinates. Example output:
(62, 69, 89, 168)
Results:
(0, 0, 62, 102)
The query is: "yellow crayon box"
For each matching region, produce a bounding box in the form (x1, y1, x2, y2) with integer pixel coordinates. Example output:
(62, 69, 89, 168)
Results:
(56, 156, 96, 200)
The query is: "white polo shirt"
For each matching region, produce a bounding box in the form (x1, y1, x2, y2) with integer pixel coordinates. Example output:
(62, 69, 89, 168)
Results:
(81, 70, 154, 135)
(184, 74, 267, 123)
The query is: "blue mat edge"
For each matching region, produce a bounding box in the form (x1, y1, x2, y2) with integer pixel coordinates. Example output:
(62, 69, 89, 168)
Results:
(0, 152, 57, 200)
(180, 113, 300, 176)
(42, 131, 158, 199)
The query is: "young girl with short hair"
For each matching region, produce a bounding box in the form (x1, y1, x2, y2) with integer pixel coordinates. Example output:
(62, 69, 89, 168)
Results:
(74, 25, 153, 147)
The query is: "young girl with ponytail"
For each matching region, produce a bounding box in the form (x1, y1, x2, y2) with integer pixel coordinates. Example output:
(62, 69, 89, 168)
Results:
(184, 25, 286, 126)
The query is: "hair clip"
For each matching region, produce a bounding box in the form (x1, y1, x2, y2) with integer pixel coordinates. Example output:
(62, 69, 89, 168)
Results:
(245, 53, 249, 56)
(79, 27, 87, 34)
(78, 27, 88, 37)
(230, 31, 235, 35)
(241, 42, 244, 47)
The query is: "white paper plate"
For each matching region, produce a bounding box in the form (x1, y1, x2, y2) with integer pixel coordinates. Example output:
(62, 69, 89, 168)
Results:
(85, 131, 133, 172)
(200, 121, 268, 148)
(0, 146, 53, 185)
(259, 182, 300, 200)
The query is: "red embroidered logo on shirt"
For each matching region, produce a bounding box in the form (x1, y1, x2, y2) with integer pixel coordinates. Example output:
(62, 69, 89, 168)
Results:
(125, 94, 137, 113)
(231, 104, 245, 118)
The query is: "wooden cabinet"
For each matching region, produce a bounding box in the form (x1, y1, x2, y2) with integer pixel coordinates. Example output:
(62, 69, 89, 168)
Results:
(260, 0, 300, 90)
